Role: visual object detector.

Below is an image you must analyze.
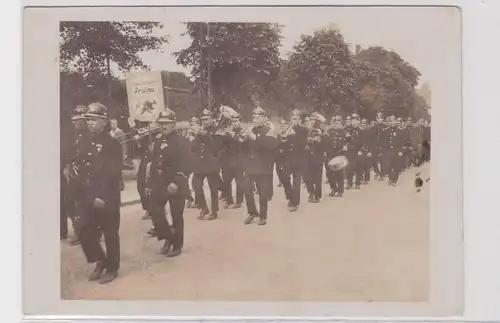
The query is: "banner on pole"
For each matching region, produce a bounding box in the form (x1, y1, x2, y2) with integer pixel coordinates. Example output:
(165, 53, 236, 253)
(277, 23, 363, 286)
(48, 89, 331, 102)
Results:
(125, 71, 165, 122)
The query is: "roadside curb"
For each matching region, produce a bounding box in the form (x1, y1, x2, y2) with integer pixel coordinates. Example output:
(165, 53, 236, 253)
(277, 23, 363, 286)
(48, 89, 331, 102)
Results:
(121, 199, 141, 207)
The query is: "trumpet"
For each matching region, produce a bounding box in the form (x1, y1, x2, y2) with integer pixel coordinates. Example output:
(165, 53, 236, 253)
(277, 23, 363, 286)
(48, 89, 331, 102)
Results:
(307, 128, 322, 144)
(118, 125, 161, 144)
(237, 122, 257, 141)
(279, 123, 295, 142)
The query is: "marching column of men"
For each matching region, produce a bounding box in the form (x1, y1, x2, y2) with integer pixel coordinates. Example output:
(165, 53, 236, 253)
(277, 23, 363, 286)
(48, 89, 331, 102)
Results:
(62, 102, 431, 285)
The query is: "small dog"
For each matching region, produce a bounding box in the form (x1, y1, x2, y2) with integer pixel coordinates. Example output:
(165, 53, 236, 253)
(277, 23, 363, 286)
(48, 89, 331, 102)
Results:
(415, 172, 431, 193)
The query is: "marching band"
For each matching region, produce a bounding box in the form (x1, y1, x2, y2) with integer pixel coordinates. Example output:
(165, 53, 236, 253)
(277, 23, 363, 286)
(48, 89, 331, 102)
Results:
(61, 102, 431, 284)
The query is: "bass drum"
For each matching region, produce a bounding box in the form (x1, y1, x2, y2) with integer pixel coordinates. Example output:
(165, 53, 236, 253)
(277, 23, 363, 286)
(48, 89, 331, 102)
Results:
(327, 155, 348, 171)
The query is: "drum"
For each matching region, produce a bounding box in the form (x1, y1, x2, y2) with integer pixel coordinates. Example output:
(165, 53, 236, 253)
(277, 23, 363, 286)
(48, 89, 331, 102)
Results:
(327, 155, 348, 171)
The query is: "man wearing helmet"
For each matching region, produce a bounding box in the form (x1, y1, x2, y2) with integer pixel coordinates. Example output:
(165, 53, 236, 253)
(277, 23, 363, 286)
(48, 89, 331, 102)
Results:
(77, 103, 123, 284)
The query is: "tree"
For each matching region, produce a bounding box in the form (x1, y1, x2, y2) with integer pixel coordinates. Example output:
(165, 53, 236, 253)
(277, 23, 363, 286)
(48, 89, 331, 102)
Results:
(174, 22, 283, 118)
(60, 21, 169, 96)
(354, 46, 421, 118)
(282, 27, 359, 118)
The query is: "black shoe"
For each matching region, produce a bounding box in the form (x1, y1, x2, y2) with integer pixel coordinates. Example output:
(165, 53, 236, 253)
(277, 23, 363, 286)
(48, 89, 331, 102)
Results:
(141, 211, 151, 220)
(60, 234, 67, 240)
(197, 209, 209, 220)
(258, 218, 267, 226)
(147, 227, 157, 237)
(355, 185, 361, 190)
(337, 193, 343, 197)
(288, 205, 298, 212)
(160, 240, 172, 255)
(345, 185, 352, 190)
(166, 249, 182, 258)
(329, 190, 336, 197)
(99, 270, 118, 284)
(88, 260, 105, 281)
(207, 213, 218, 221)
(244, 214, 256, 225)
(68, 235, 80, 246)
(230, 203, 242, 209)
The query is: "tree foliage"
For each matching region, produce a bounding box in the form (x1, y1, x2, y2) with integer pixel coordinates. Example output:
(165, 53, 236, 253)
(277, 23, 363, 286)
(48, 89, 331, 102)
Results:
(174, 22, 283, 117)
(281, 28, 359, 117)
(60, 21, 169, 77)
(354, 46, 421, 118)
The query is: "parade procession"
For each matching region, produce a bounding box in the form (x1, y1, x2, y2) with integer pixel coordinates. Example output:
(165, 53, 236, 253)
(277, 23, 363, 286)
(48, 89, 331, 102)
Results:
(61, 98, 431, 285)
(58, 20, 433, 293)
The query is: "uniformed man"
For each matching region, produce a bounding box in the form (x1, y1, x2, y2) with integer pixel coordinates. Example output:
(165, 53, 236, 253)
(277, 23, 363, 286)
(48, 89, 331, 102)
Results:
(304, 112, 326, 203)
(275, 118, 288, 188)
(360, 118, 374, 184)
(324, 115, 347, 197)
(240, 107, 279, 225)
(61, 105, 90, 245)
(372, 112, 386, 180)
(277, 109, 308, 212)
(77, 103, 123, 284)
(190, 109, 224, 220)
(126, 120, 154, 221)
(386, 115, 408, 185)
(220, 113, 245, 209)
(345, 113, 366, 189)
(422, 119, 431, 162)
(146, 110, 191, 257)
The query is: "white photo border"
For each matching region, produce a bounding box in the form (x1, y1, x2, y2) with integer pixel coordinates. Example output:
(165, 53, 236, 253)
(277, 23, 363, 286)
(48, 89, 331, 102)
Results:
(22, 0, 467, 320)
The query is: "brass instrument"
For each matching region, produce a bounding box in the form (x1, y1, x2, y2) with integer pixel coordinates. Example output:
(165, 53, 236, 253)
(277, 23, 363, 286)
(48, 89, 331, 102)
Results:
(279, 123, 295, 142)
(118, 125, 161, 144)
(307, 128, 322, 149)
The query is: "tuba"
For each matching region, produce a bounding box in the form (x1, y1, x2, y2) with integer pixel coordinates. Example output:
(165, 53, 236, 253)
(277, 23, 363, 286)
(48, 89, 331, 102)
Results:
(215, 105, 241, 135)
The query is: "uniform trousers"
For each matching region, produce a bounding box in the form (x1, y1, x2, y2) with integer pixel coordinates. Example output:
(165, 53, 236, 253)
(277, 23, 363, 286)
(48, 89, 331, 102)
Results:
(361, 153, 373, 183)
(149, 187, 185, 250)
(136, 156, 149, 211)
(305, 162, 323, 199)
(244, 173, 271, 219)
(277, 163, 303, 206)
(388, 149, 405, 184)
(346, 152, 362, 187)
(221, 166, 244, 205)
(192, 172, 220, 215)
(79, 200, 121, 272)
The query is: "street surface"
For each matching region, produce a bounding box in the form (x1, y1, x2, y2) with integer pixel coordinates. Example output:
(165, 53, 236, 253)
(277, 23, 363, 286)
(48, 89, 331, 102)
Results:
(61, 163, 430, 302)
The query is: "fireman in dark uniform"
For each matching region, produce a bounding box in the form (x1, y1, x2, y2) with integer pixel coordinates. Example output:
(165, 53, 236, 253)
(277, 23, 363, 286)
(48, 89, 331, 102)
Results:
(325, 115, 347, 197)
(372, 112, 386, 180)
(387, 115, 408, 185)
(146, 110, 191, 257)
(345, 113, 366, 189)
(360, 118, 374, 184)
(220, 113, 245, 209)
(61, 105, 89, 243)
(127, 120, 154, 221)
(304, 112, 326, 203)
(277, 109, 308, 212)
(240, 107, 279, 225)
(190, 109, 224, 220)
(77, 103, 123, 284)
(275, 118, 288, 188)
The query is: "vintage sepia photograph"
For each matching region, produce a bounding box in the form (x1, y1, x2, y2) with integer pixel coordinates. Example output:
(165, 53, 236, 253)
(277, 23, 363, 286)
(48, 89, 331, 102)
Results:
(22, 4, 463, 317)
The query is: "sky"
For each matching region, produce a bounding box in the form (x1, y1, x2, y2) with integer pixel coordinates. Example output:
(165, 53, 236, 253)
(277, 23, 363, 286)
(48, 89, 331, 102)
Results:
(130, 6, 461, 90)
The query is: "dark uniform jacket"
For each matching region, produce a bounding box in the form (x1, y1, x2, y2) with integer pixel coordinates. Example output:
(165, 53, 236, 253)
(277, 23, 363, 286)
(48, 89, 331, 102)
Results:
(278, 125, 308, 167)
(221, 127, 244, 171)
(325, 127, 347, 159)
(241, 123, 279, 175)
(360, 125, 376, 155)
(75, 131, 123, 206)
(346, 126, 366, 154)
(147, 130, 191, 199)
(305, 127, 324, 166)
(190, 125, 224, 174)
(387, 127, 409, 153)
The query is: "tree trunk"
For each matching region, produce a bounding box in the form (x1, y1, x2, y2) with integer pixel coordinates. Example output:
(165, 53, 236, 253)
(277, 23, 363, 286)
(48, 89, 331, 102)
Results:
(106, 54, 112, 98)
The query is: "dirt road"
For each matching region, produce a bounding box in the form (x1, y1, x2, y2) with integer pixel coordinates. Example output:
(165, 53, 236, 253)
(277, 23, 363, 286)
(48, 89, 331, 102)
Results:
(61, 164, 429, 301)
